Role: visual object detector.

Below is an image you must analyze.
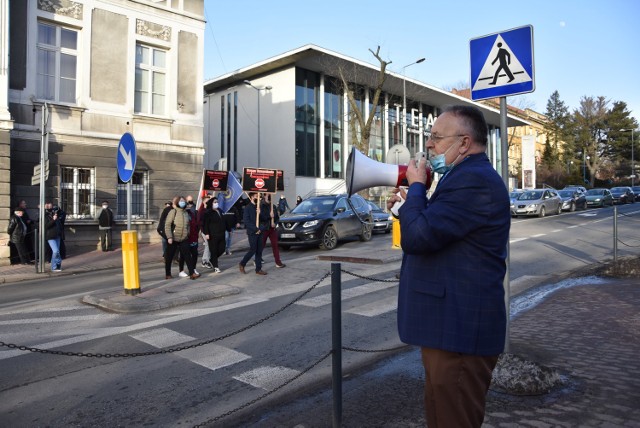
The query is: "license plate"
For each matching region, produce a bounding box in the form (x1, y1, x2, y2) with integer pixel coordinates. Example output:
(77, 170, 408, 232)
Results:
(281, 233, 296, 239)
(516, 209, 526, 213)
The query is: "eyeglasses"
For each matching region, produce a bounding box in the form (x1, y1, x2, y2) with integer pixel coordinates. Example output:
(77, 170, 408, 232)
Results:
(428, 134, 466, 143)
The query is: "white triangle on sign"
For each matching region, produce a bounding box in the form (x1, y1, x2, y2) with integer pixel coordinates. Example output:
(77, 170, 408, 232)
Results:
(472, 34, 532, 91)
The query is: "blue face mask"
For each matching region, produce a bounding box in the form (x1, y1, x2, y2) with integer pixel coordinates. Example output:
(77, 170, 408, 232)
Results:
(178, 201, 186, 208)
(429, 141, 461, 174)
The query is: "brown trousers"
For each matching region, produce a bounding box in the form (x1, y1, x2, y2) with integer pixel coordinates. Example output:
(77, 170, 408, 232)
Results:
(421, 347, 498, 428)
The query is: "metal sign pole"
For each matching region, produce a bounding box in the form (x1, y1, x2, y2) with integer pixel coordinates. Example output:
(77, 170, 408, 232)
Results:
(38, 103, 49, 273)
(500, 97, 511, 353)
(127, 180, 132, 230)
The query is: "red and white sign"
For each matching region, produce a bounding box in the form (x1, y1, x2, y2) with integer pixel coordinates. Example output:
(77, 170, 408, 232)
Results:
(212, 178, 219, 188)
(255, 178, 265, 189)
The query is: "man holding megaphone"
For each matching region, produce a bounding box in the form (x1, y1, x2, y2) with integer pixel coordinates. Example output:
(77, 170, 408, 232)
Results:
(387, 105, 510, 428)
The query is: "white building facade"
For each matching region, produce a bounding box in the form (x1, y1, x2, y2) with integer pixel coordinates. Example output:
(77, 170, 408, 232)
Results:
(203, 45, 526, 203)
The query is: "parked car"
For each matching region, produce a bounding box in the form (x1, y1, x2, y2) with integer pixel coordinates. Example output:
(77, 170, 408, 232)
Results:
(277, 194, 373, 250)
(632, 186, 640, 201)
(366, 201, 392, 234)
(511, 188, 563, 218)
(557, 189, 587, 211)
(564, 184, 587, 194)
(509, 189, 524, 206)
(609, 186, 635, 204)
(584, 188, 613, 207)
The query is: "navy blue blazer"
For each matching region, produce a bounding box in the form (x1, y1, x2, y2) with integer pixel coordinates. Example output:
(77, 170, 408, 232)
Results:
(397, 152, 510, 356)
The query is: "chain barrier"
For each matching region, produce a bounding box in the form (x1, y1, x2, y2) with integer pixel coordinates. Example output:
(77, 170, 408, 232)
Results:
(0, 271, 332, 358)
(3, 267, 406, 426)
(194, 350, 333, 428)
(340, 268, 398, 283)
(614, 210, 640, 247)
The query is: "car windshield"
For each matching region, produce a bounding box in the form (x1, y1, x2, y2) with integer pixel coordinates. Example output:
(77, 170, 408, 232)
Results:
(291, 199, 335, 214)
(610, 187, 625, 192)
(518, 191, 543, 200)
(586, 189, 605, 196)
(558, 190, 573, 197)
(367, 202, 383, 212)
(510, 191, 522, 198)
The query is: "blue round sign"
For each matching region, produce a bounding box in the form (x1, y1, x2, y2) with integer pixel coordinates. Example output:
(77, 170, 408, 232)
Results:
(117, 132, 137, 183)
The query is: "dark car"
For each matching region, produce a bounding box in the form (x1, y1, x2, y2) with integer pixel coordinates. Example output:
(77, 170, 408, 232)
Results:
(610, 186, 635, 204)
(276, 194, 373, 250)
(563, 184, 587, 194)
(584, 188, 613, 207)
(557, 189, 587, 211)
(366, 200, 392, 234)
(632, 186, 640, 201)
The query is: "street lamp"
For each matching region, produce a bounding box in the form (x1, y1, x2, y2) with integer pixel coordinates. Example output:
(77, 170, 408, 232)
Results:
(620, 128, 635, 187)
(244, 80, 272, 167)
(583, 153, 590, 185)
(402, 58, 426, 146)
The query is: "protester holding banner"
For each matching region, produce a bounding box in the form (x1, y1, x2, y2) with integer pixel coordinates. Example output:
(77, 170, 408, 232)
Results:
(164, 196, 199, 280)
(239, 192, 270, 275)
(262, 194, 286, 268)
(202, 197, 226, 273)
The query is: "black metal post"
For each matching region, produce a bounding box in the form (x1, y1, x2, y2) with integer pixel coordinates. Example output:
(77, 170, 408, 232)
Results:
(331, 263, 342, 427)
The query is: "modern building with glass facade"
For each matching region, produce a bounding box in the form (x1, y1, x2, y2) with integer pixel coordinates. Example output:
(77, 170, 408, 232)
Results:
(203, 45, 527, 202)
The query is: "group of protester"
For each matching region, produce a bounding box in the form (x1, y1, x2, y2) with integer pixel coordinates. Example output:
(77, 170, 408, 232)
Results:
(7, 199, 67, 271)
(156, 192, 291, 279)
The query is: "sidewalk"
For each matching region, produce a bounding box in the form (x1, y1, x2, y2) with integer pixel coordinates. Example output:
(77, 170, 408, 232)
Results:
(1, 240, 639, 427)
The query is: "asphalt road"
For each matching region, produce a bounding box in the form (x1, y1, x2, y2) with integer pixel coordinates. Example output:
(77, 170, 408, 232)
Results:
(1, 203, 639, 426)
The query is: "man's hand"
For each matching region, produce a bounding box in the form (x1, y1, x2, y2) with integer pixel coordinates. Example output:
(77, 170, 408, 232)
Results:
(405, 157, 433, 190)
(167, 238, 173, 244)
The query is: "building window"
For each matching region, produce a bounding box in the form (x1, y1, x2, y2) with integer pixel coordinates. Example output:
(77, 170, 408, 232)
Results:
(368, 89, 385, 162)
(60, 167, 95, 219)
(135, 44, 166, 115)
(295, 68, 320, 177)
(324, 78, 343, 178)
(220, 95, 225, 158)
(36, 22, 77, 103)
(116, 171, 148, 219)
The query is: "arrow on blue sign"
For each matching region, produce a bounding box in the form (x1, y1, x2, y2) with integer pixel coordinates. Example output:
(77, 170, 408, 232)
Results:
(117, 132, 137, 183)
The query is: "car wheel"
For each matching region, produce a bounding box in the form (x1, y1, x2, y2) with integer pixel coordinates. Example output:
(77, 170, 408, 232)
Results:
(569, 202, 576, 212)
(538, 206, 546, 218)
(556, 204, 562, 215)
(359, 223, 373, 241)
(319, 225, 338, 250)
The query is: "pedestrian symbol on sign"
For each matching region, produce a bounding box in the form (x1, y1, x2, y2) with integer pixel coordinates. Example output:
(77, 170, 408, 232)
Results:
(472, 34, 532, 92)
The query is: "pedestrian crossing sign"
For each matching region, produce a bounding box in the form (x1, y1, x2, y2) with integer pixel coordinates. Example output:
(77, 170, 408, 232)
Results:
(470, 25, 534, 101)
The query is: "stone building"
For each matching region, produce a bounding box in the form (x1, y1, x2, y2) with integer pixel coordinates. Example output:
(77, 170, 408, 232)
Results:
(0, 0, 205, 266)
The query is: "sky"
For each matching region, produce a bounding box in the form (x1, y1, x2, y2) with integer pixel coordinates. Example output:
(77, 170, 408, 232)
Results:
(203, 0, 640, 123)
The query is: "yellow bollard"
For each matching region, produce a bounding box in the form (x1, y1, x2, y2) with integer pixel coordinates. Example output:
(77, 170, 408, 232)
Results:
(391, 217, 401, 249)
(121, 230, 141, 295)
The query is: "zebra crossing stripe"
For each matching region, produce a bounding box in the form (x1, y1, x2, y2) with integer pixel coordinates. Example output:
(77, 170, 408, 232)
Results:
(233, 366, 300, 391)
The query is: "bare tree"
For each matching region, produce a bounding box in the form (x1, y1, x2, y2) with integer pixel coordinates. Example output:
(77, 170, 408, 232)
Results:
(336, 46, 391, 155)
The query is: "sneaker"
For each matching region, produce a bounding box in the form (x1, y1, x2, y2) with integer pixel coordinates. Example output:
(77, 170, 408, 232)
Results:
(52, 268, 62, 272)
(194, 269, 200, 275)
(213, 267, 221, 273)
(179, 271, 189, 278)
(276, 263, 286, 268)
(225, 250, 232, 255)
(190, 273, 200, 280)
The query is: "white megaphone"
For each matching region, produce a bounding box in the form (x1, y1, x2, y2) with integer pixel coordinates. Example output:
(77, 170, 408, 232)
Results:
(345, 147, 411, 196)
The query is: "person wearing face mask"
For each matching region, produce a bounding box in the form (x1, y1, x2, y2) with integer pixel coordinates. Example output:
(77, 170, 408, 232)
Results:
(164, 196, 199, 280)
(387, 105, 510, 428)
(202, 197, 226, 273)
(238, 192, 270, 275)
(97, 200, 115, 252)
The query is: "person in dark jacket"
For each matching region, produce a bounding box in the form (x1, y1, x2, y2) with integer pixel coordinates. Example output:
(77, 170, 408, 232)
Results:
(202, 197, 227, 273)
(277, 194, 290, 215)
(262, 194, 286, 268)
(222, 203, 240, 255)
(17, 199, 35, 260)
(7, 207, 31, 264)
(157, 201, 173, 259)
(239, 192, 270, 275)
(45, 205, 62, 272)
(387, 105, 510, 427)
(97, 201, 115, 252)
